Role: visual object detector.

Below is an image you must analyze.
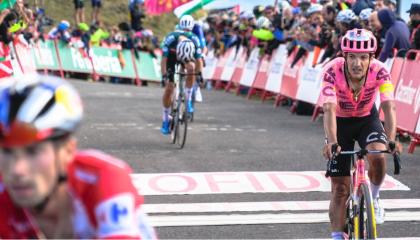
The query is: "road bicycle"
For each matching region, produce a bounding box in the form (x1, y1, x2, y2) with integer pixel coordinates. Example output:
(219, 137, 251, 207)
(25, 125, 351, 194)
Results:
(326, 145, 401, 239)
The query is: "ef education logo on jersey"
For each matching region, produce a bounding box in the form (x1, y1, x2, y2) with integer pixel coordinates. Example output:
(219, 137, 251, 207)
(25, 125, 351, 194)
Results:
(95, 193, 137, 236)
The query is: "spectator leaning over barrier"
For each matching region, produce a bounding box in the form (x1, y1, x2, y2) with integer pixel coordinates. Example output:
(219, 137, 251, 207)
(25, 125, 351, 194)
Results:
(374, 0, 386, 10)
(369, 11, 384, 56)
(383, 0, 397, 13)
(0, 9, 18, 45)
(407, 3, 420, 50)
(89, 21, 109, 47)
(376, 8, 411, 62)
(318, 5, 338, 64)
(253, 16, 274, 56)
(48, 20, 71, 44)
(71, 22, 91, 54)
(335, 9, 360, 55)
(73, 0, 85, 25)
(264, 5, 283, 54)
(359, 8, 373, 29)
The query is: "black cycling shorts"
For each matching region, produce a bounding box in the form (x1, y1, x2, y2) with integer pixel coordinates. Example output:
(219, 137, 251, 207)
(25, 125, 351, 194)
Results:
(165, 52, 178, 83)
(328, 108, 388, 177)
(91, 0, 102, 8)
(74, 0, 84, 9)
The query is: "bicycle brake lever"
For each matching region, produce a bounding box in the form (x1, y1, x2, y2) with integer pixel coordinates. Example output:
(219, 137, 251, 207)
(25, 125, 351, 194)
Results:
(393, 152, 401, 175)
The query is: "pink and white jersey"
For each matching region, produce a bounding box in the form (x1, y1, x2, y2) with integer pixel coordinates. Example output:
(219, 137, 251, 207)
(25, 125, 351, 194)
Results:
(320, 57, 394, 117)
(0, 150, 156, 239)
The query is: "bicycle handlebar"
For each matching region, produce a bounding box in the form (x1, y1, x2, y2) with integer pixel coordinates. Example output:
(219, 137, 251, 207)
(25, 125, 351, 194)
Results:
(326, 147, 401, 177)
(336, 149, 401, 175)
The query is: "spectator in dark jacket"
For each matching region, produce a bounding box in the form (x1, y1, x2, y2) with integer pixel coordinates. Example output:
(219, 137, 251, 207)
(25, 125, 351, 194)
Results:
(407, 3, 420, 49)
(352, 0, 375, 15)
(376, 9, 411, 62)
(129, 0, 146, 31)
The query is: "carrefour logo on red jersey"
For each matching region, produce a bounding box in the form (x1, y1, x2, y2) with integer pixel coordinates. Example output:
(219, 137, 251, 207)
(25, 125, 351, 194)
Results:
(95, 193, 139, 237)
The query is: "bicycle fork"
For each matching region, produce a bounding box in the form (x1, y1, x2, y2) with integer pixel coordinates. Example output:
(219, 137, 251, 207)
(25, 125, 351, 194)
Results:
(352, 159, 377, 239)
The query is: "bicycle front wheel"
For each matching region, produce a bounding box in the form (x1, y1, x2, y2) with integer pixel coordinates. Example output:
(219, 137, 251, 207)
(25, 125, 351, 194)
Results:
(354, 183, 377, 239)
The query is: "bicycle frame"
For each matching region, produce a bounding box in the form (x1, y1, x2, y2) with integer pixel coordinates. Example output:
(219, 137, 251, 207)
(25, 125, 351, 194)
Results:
(345, 152, 377, 239)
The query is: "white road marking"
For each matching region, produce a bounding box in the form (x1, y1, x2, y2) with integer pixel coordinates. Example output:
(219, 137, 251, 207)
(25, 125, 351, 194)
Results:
(131, 171, 409, 195)
(148, 211, 420, 227)
(143, 199, 420, 213)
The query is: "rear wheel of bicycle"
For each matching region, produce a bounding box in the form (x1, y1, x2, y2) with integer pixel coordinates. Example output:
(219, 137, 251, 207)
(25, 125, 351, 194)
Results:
(177, 97, 188, 149)
(356, 183, 377, 239)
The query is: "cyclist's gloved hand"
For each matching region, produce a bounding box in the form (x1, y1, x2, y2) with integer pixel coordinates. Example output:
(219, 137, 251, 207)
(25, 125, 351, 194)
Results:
(388, 140, 402, 155)
(323, 142, 341, 160)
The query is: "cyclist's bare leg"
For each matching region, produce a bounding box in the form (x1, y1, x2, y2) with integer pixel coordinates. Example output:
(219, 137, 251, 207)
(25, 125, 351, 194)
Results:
(329, 176, 351, 232)
(92, 7, 100, 23)
(184, 61, 195, 89)
(366, 142, 387, 198)
(162, 82, 175, 109)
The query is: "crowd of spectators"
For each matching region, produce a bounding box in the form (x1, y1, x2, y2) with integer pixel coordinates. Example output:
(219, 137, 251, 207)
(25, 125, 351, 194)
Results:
(0, 0, 158, 63)
(0, 0, 418, 82)
(201, 0, 419, 66)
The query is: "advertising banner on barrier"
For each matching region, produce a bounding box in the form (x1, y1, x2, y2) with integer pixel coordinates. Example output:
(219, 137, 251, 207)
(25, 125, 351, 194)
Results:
(33, 40, 60, 70)
(239, 47, 260, 87)
(14, 41, 37, 74)
(90, 48, 136, 78)
(265, 45, 287, 93)
(0, 43, 13, 79)
(221, 47, 242, 82)
(203, 50, 218, 80)
(57, 42, 92, 73)
(295, 51, 324, 104)
(135, 51, 161, 82)
(393, 52, 420, 133)
(280, 48, 304, 98)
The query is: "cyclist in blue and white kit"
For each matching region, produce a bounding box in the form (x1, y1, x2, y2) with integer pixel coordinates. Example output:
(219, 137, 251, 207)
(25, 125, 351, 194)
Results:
(160, 15, 203, 135)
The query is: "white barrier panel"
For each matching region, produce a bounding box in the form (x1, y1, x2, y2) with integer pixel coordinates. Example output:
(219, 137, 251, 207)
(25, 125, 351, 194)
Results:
(221, 47, 243, 82)
(239, 47, 260, 87)
(296, 51, 324, 104)
(9, 44, 23, 77)
(265, 45, 287, 93)
(416, 117, 420, 134)
(203, 50, 218, 80)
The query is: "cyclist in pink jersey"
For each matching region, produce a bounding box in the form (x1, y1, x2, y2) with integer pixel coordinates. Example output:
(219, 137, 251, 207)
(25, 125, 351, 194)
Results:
(0, 74, 156, 239)
(320, 29, 401, 239)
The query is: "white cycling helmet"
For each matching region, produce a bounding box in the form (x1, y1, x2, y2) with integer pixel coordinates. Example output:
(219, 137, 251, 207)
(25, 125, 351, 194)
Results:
(0, 74, 83, 147)
(306, 3, 323, 16)
(240, 11, 255, 20)
(176, 40, 195, 63)
(359, 8, 373, 21)
(336, 9, 357, 24)
(256, 16, 271, 29)
(179, 15, 195, 31)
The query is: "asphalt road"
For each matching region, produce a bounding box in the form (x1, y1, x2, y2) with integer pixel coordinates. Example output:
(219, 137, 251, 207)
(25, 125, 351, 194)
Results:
(73, 79, 420, 239)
